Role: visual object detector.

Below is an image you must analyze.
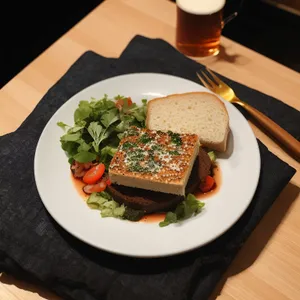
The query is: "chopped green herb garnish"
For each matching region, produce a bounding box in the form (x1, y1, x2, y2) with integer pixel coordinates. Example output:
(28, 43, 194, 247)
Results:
(168, 131, 182, 146)
(127, 153, 160, 173)
(138, 134, 151, 144)
(127, 149, 145, 161)
(169, 150, 180, 155)
(151, 144, 162, 151)
(128, 163, 148, 173)
(121, 141, 137, 150)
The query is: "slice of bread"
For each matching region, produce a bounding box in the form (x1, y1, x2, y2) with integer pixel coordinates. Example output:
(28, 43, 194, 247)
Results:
(146, 92, 230, 152)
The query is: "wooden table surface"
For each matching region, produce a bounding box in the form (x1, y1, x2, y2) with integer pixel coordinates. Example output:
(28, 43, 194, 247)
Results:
(1, 0, 299, 299)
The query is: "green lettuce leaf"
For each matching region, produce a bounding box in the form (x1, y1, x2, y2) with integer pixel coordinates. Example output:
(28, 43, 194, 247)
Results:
(86, 192, 126, 219)
(99, 145, 118, 168)
(73, 151, 97, 163)
(60, 132, 81, 142)
(57, 121, 69, 130)
(117, 132, 125, 140)
(159, 212, 177, 227)
(97, 191, 113, 200)
(67, 124, 85, 133)
(101, 208, 114, 218)
(87, 122, 103, 152)
(122, 207, 145, 221)
(100, 146, 117, 157)
(74, 100, 92, 122)
(101, 109, 119, 128)
(159, 194, 205, 227)
(77, 140, 91, 152)
(87, 193, 108, 209)
(113, 204, 126, 217)
(208, 151, 217, 163)
(61, 141, 78, 157)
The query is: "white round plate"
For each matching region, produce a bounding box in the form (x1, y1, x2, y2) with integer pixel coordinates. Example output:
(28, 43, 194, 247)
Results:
(34, 73, 260, 257)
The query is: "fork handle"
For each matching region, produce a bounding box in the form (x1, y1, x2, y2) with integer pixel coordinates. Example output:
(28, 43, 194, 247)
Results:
(238, 100, 300, 159)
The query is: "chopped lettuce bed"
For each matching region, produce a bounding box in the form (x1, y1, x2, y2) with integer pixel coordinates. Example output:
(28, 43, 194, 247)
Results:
(87, 192, 144, 221)
(87, 191, 126, 218)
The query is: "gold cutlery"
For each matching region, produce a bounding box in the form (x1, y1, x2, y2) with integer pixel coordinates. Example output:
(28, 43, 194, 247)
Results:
(197, 68, 300, 160)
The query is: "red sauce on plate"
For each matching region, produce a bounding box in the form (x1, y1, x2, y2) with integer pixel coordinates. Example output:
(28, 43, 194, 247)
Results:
(71, 174, 88, 201)
(140, 213, 166, 223)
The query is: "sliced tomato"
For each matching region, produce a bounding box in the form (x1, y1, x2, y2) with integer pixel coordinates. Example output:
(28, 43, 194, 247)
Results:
(106, 178, 112, 186)
(199, 175, 215, 193)
(83, 180, 107, 194)
(82, 163, 105, 184)
(115, 97, 133, 110)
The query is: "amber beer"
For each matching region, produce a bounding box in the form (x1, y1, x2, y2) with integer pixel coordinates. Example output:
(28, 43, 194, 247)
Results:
(176, 0, 225, 57)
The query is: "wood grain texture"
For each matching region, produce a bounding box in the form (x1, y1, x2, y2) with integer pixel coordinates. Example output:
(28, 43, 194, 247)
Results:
(0, 0, 299, 299)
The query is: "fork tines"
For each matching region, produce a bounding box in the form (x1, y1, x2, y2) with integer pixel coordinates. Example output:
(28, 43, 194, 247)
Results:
(197, 67, 222, 89)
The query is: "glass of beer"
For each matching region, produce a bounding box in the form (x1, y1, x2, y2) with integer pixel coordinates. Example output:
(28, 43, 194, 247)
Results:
(176, 0, 226, 57)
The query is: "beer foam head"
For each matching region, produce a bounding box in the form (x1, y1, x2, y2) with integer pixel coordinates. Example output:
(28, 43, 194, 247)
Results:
(177, 0, 225, 15)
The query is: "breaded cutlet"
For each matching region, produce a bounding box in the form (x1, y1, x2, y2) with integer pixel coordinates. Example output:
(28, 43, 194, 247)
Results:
(109, 126, 199, 195)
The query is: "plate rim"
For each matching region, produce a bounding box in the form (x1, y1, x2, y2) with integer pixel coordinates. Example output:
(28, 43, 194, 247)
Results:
(34, 72, 261, 258)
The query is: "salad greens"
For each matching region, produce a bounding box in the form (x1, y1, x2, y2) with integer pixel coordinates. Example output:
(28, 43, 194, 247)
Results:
(87, 191, 145, 221)
(57, 95, 147, 167)
(208, 151, 216, 163)
(87, 191, 126, 218)
(159, 194, 205, 227)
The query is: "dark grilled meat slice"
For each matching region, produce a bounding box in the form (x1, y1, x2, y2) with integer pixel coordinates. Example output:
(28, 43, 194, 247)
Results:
(107, 184, 184, 214)
(198, 147, 212, 181)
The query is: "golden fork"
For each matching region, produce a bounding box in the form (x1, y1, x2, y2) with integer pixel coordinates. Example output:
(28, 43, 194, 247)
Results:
(197, 68, 300, 160)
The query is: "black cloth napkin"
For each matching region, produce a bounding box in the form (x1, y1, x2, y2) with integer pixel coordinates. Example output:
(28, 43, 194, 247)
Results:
(0, 36, 298, 300)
